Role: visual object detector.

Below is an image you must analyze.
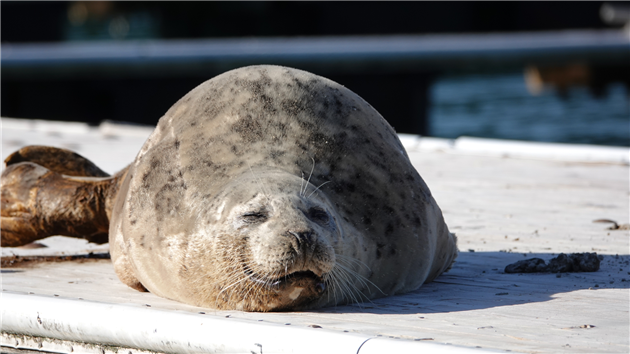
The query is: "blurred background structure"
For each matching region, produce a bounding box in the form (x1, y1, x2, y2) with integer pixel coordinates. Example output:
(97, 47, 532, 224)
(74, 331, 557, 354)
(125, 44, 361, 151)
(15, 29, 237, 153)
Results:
(2, 1, 629, 146)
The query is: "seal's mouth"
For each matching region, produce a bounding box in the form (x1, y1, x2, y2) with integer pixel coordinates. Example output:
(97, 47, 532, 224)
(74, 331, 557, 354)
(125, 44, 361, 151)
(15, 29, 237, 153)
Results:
(244, 269, 326, 294)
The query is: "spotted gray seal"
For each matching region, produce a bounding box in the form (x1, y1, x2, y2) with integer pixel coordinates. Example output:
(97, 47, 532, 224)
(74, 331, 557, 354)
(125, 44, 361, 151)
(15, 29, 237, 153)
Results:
(1, 65, 457, 311)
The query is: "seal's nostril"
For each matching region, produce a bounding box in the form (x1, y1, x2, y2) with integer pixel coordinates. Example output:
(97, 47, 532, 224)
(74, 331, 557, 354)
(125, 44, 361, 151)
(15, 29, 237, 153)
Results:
(288, 230, 314, 250)
(315, 282, 326, 294)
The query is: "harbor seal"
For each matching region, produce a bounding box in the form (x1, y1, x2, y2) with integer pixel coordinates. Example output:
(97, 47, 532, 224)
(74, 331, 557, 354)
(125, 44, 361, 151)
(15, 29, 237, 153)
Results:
(1, 65, 457, 311)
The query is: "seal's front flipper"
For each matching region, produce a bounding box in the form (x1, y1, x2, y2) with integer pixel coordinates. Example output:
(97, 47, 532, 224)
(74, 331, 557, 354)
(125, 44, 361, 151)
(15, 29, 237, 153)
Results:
(4, 145, 109, 177)
(1, 161, 113, 247)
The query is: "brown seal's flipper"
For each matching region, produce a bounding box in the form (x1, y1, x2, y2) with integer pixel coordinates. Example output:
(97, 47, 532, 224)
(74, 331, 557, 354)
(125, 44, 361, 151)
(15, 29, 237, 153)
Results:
(4, 145, 110, 177)
(1, 150, 128, 247)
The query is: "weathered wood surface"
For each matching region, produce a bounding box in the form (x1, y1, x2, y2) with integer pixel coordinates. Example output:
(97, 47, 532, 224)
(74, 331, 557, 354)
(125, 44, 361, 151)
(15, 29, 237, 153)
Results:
(2, 118, 629, 353)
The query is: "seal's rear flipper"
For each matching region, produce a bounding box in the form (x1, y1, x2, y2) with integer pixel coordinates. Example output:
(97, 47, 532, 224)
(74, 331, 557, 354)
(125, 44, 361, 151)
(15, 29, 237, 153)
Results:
(4, 145, 109, 177)
(1, 148, 125, 247)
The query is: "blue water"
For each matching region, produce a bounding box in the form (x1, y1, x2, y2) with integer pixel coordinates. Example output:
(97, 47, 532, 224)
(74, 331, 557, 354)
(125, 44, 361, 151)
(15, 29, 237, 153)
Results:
(429, 73, 630, 147)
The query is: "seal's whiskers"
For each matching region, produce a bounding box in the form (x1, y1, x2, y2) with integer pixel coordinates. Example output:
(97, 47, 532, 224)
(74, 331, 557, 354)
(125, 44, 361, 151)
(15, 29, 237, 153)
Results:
(329, 266, 363, 305)
(301, 157, 316, 197)
(324, 255, 385, 307)
(307, 181, 332, 199)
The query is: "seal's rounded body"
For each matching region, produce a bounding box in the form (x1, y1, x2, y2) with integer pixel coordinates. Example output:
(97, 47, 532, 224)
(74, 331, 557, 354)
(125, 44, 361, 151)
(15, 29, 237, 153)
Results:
(1, 65, 457, 311)
(109, 65, 457, 311)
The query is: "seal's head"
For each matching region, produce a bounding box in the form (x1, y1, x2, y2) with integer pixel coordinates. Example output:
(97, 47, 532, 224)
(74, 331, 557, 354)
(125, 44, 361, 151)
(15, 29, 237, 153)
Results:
(185, 170, 343, 311)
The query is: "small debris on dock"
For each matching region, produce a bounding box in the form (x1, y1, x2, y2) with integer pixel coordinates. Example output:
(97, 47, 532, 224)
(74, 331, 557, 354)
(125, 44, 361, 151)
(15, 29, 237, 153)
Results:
(504, 253, 601, 273)
(593, 219, 630, 230)
(505, 258, 547, 273)
(562, 324, 596, 329)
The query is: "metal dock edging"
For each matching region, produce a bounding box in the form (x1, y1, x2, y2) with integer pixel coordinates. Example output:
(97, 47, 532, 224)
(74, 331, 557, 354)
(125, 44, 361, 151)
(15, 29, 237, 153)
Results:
(1, 292, 503, 354)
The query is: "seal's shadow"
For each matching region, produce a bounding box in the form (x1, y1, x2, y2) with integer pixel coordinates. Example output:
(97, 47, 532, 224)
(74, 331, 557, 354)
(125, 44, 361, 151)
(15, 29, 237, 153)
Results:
(316, 251, 630, 315)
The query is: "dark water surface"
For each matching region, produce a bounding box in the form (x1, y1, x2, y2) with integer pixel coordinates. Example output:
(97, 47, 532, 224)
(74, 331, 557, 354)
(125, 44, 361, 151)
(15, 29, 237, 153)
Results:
(430, 73, 630, 147)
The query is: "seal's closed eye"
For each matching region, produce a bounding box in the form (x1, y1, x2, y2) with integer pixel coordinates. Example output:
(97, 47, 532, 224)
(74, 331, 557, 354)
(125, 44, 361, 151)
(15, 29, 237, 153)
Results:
(306, 207, 330, 224)
(241, 211, 268, 224)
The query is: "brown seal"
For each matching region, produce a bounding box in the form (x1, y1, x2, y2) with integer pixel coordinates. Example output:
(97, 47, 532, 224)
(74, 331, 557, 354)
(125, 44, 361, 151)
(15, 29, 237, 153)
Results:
(1, 145, 124, 247)
(1, 65, 457, 311)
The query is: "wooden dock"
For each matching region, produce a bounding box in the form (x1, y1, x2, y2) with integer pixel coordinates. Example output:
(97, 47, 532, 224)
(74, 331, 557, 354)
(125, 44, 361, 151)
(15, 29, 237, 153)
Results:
(1, 118, 628, 353)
